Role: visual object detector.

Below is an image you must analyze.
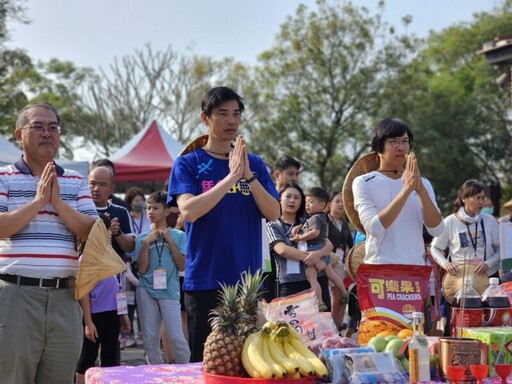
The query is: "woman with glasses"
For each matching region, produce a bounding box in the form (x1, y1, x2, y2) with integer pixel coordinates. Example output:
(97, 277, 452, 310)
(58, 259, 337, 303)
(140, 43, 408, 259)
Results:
(353, 118, 445, 266)
(352, 118, 445, 333)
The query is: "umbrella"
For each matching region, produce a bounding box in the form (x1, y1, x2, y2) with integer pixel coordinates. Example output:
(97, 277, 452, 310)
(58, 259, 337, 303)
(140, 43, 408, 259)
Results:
(74, 218, 126, 300)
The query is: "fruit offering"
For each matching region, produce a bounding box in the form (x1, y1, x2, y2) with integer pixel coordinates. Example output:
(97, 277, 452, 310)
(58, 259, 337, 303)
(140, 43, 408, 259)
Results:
(241, 321, 329, 379)
(203, 270, 264, 377)
(365, 334, 438, 373)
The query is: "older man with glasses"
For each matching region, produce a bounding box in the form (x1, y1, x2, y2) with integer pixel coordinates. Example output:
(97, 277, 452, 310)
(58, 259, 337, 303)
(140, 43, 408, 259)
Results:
(0, 101, 98, 384)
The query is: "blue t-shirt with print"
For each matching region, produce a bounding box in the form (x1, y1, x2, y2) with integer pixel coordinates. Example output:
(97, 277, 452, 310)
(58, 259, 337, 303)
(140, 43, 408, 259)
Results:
(133, 228, 186, 300)
(167, 148, 279, 291)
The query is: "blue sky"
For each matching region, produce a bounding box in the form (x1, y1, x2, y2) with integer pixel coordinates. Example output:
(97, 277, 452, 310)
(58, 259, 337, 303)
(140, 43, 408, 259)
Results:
(6, 0, 500, 71)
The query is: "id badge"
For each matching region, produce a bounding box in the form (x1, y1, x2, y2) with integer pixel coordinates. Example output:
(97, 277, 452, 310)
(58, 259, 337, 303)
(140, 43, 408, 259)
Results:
(335, 248, 345, 259)
(153, 268, 167, 290)
(116, 292, 128, 315)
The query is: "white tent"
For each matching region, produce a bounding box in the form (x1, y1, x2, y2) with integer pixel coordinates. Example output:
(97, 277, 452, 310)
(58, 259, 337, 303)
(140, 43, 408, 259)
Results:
(0, 134, 90, 176)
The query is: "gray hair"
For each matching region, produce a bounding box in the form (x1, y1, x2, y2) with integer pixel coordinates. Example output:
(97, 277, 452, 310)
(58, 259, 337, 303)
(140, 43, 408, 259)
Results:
(16, 102, 61, 129)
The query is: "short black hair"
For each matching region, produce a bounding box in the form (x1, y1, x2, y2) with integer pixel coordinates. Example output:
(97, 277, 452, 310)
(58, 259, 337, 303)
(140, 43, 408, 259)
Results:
(201, 86, 245, 117)
(371, 118, 414, 154)
(306, 187, 329, 204)
(148, 191, 168, 206)
(92, 159, 116, 175)
(274, 155, 301, 172)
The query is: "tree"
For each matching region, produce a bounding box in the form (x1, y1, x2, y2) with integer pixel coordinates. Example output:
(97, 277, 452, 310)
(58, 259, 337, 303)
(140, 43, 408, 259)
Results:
(0, 0, 31, 138)
(78, 44, 250, 158)
(246, 0, 417, 189)
(376, 1, 512, 212)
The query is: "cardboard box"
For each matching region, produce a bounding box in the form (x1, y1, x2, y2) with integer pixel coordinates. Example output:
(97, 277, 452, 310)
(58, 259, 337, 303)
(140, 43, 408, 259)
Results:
(462, 327, 512, 377)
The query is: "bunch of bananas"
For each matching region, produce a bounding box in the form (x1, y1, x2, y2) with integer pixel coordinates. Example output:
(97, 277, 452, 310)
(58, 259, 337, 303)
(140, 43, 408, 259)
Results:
(241, 321, 328, 379)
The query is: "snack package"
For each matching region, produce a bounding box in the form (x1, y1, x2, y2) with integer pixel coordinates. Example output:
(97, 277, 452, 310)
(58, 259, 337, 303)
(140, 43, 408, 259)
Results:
(262, 290, 338, 345)
(356, 264, 431, 346)
(343, 351, 408, 383)
(309, 335, 358, 356)
(322, 347, 374, 384)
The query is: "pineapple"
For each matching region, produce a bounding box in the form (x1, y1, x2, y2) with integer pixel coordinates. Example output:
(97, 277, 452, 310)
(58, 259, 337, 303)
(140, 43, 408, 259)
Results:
(238, 269, 264, 337)
(203, 282, 247, 377)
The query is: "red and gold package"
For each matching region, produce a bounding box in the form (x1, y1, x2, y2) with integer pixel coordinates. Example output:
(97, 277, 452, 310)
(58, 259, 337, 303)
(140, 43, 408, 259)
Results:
(356, 264, 431, 346)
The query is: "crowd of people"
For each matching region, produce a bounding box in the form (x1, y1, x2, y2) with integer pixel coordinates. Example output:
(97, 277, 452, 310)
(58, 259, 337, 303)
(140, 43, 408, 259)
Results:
(0, 89, 509, 383)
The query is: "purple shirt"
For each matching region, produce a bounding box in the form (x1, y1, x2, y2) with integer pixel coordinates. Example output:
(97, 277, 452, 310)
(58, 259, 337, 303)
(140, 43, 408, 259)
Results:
(89, 276, 119, 313)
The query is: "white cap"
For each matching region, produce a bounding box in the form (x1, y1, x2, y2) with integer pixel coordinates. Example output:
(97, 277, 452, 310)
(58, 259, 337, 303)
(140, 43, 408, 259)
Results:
(490, 277, 500, 286)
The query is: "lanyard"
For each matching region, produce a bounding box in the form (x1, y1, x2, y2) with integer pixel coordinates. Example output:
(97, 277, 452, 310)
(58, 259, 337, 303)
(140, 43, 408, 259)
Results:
(466, 220, 487, 261)
(279, 217, 298, 238)
(154, 239, 167, 266)
(132, 215, 143, 234)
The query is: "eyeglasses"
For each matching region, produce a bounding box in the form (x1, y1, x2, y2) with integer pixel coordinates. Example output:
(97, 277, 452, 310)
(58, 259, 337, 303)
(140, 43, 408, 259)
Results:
(22, 123, 61, 134)
(386, 139, 410, 148)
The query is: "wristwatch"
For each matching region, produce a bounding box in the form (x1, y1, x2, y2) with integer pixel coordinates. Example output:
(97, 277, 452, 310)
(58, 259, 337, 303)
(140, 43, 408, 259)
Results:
(245, 172, 257, 184)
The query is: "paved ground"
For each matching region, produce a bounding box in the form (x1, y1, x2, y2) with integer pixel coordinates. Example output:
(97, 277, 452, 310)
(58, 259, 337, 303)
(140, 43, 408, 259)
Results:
(120, 340, 147, 366)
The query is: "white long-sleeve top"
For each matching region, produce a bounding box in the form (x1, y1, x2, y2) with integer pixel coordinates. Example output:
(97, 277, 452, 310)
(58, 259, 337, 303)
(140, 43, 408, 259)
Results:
(430, 213, 500, 276)
(353, 171, 445, 265)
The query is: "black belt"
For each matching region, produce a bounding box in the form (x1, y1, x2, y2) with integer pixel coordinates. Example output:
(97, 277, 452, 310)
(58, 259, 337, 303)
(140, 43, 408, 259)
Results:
(0, 274, 75, 289)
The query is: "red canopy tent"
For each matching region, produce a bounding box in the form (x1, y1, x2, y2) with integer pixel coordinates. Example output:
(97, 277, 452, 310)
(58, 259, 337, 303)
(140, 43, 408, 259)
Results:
(111, 120, 183, 182)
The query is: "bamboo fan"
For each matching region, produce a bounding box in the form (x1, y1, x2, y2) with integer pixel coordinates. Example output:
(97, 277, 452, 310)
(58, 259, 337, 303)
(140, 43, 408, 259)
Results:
(74, 219, 126, 300)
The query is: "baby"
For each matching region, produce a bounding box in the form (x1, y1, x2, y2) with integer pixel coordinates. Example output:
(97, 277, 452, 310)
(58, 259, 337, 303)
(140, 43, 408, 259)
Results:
(291, 187, 348, 311)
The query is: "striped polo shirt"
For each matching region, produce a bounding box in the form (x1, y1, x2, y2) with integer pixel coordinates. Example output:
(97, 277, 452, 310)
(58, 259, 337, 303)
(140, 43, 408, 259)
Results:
(0, 157, 98, 278)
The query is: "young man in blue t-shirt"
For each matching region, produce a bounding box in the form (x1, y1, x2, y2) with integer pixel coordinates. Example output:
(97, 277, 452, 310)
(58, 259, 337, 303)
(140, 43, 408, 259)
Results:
(167, 86, 280, 362)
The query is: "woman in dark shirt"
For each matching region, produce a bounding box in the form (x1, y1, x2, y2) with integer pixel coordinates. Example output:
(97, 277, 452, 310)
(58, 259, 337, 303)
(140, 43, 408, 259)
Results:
(267, 182, 333, 308)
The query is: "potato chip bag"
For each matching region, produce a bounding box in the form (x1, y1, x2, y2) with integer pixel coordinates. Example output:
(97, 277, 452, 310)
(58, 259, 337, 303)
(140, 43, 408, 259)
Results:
(356, 264, 431, 346)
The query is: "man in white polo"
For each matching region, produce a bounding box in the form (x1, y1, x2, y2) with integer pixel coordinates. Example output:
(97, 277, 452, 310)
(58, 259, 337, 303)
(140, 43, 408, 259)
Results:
(0, 102, 97, 384)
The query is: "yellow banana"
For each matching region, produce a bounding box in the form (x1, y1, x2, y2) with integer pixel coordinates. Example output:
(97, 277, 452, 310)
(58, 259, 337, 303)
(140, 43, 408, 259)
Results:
(287, 324, 302, 340)
(287, 371, 302, 379)
(288, 337, 328, 378)
(265, 334, 299, 375)
(246, 332, 274, 379)
(261, 335, 287, 378)
(283, 338, 315, 376)
(263, 321, 278, 331)
(241, 333, 260, 378)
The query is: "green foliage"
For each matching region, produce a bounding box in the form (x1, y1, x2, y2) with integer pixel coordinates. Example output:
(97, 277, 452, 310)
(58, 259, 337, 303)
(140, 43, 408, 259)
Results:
(0, 1, 30, 137)
(2, 0, 512, 213)
(248, 0, 416, 189)
(376, 2, 512, 213)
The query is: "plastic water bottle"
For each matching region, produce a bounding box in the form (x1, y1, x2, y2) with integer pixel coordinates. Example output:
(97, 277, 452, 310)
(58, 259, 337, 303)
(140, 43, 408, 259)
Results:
(409, 312, 431, 383)
(482, 277, 510, 326)
(450, 276, 483, 337)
